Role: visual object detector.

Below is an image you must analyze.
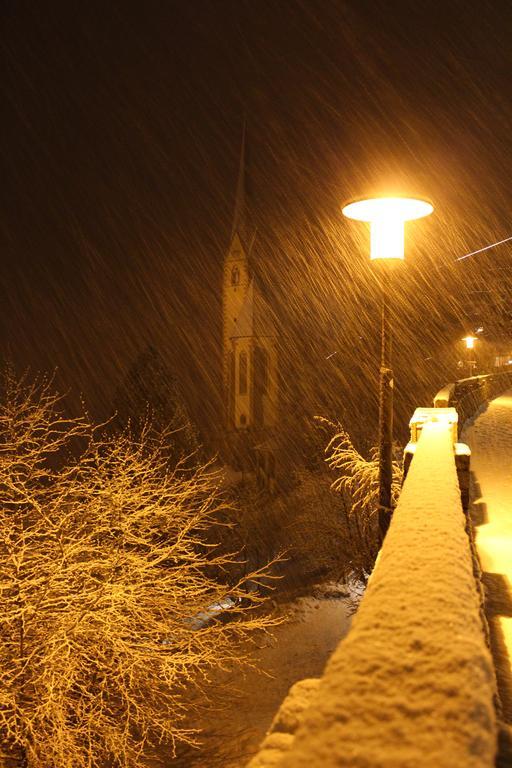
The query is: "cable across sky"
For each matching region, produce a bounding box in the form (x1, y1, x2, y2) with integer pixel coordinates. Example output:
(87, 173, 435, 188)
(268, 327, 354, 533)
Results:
(457, 234, 512, 261)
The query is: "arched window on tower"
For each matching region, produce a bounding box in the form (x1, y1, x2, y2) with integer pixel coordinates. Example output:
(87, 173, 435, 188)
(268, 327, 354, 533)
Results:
(231, 266, 240, 286)
(239, 351, 247, 394)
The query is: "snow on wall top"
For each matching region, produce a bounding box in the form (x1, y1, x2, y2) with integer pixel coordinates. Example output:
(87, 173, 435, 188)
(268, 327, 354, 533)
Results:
(268, 420, 497, 767)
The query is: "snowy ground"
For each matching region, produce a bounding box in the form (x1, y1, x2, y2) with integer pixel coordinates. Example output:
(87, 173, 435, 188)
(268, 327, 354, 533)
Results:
(163, 583, 360, 768)
(462, 392, 512, 723)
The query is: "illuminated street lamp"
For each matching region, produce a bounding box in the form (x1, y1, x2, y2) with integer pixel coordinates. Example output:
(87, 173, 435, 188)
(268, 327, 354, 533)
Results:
(342, 196, 433, 541)
(463, 334, 477, 377)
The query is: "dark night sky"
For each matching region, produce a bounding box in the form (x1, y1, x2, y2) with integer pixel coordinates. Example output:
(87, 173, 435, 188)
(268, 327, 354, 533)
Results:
(2, 0, 512, 442)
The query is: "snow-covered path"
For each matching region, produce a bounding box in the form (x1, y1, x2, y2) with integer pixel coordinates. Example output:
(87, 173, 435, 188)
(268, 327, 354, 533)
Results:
(462, 391, 512, 722)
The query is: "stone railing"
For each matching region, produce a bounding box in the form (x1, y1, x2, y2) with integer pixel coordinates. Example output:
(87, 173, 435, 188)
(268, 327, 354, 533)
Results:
(434, 370, 512, 435)
(248, 409, 497, 768)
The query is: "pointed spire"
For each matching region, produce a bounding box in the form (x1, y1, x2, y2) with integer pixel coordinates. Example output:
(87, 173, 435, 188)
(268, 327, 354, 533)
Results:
(231, 116, 253, 246)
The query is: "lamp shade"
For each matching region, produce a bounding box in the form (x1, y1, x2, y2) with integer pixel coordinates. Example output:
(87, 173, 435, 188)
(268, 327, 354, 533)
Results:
(342, 196, 433, 260)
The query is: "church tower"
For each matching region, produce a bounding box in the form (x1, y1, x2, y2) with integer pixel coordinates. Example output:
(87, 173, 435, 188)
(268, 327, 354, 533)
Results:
(222, 125, 278, 451)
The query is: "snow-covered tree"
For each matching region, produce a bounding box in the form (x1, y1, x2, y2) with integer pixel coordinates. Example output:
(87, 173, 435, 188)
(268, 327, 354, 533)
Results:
(320, 418, 402, 572)
(113, 346, 201, 465)
(0, 370, 275, 768)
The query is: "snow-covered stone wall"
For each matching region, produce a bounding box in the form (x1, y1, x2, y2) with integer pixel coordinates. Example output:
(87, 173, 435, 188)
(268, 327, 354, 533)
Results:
(435, 371, 512, 434)
(249, 419, 497, 767)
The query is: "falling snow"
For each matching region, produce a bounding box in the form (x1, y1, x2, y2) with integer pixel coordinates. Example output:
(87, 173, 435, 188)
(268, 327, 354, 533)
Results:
(2, 2, 512, 451)
(2, 2, 512, 765)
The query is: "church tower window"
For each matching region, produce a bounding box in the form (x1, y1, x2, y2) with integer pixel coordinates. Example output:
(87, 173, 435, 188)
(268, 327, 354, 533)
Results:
(231, 266, 240, 286)
(239, 351, 248, 394)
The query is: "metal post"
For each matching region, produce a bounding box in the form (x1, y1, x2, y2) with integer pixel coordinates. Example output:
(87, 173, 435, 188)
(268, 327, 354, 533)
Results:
(378, 267, 393, 542)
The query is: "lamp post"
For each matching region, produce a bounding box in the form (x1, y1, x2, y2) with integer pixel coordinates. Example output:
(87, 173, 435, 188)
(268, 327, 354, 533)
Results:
(463, 334, 477, 377)
(342, 196, 433, 541)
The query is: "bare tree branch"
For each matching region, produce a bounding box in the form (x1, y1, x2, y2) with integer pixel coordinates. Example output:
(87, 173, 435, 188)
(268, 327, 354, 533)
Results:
(0, 371, 277, 767)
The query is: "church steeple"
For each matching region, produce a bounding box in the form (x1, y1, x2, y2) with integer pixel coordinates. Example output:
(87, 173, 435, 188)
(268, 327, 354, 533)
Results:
(223, 122, 252, 420)
(222, 122, 277, 438)
(231, 118, 246, 240)
(230, 118, 255, 250)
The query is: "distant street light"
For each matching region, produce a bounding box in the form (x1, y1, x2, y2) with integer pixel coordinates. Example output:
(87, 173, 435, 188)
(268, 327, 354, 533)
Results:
(463, 334, 477, 377)
(342, 196, 433, 542)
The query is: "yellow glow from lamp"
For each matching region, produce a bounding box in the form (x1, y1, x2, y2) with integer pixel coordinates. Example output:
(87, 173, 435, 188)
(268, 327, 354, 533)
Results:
(342, 196, 434, 260)
(463, 335, 477, 350)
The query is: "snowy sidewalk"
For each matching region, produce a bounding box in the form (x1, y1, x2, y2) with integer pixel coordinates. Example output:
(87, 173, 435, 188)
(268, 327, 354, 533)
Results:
(462, 391, 512, 723)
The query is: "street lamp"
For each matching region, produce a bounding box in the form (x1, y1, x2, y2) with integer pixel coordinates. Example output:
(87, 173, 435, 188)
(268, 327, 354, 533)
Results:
(342, 196, 433, 541)
(463, 334, 477, 377)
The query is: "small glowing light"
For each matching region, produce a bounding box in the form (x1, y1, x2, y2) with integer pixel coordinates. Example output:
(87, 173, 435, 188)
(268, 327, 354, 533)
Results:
(476, 327, 484, 333)
(342, 196, 433, 261)
(463, 335, 477, 350)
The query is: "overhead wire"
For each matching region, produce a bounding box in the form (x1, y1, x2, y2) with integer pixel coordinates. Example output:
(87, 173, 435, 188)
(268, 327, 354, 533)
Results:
(456, 235, 512, 261)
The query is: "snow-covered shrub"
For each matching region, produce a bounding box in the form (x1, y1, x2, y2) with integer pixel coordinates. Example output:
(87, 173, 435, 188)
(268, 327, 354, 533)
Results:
(0, 370, 276, 768)
(319, 418, 402, 570)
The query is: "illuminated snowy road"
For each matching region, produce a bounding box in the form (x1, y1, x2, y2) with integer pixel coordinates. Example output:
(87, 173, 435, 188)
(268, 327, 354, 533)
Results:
(462, 392, 512, 722)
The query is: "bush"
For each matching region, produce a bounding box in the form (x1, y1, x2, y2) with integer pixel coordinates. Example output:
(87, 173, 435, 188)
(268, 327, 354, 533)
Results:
(319, 418, 402, 573)
(0, 371, 275, 768)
